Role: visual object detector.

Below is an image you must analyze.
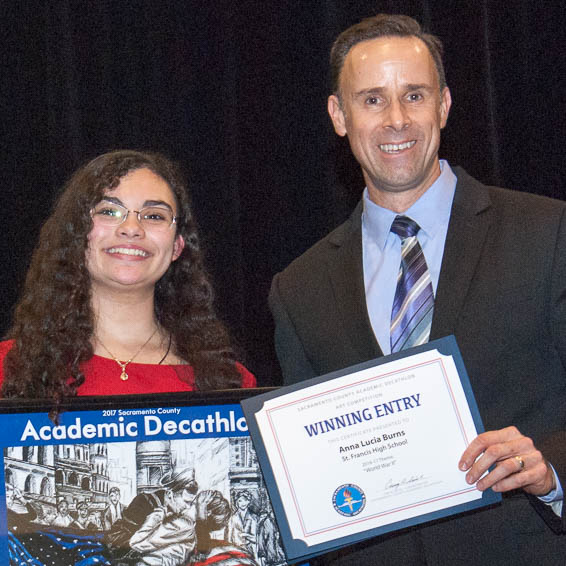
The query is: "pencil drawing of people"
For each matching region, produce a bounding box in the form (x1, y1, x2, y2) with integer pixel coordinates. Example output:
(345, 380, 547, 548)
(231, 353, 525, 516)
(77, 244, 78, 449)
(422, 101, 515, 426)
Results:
(129, 491, 196, 565)
(105, 467, 197, 563)
(51, 498, 73, 527)
(257, 506, 285, 566)
(103, 486, 125, 530)
(194, 490, 258, 566)
(70, 501, 98, 531)
(124, 468, 198, 565)
(5, 484, 38, 535)
(226, 490, 258, 559)
(193, 489, 231, 554)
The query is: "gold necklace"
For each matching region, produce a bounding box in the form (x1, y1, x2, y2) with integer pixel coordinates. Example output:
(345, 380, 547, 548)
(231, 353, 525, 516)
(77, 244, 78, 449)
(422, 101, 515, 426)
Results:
(97, 328, 159, 381)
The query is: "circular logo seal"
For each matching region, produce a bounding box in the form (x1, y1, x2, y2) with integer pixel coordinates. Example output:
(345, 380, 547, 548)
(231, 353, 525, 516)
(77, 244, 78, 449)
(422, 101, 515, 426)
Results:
(332, 483, 366, 517)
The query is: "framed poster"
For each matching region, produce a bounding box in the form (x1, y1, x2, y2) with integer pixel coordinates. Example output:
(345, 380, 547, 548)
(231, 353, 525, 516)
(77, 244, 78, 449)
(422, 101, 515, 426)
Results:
(0, 389, 295, 566)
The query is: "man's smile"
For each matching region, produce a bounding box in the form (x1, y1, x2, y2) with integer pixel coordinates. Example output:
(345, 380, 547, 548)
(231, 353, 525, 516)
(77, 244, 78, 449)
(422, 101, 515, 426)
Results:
(379, 140, 417, 153)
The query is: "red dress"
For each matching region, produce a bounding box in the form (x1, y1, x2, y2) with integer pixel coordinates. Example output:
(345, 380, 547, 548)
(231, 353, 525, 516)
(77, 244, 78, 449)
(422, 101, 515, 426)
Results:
(0, 340, 256, 395)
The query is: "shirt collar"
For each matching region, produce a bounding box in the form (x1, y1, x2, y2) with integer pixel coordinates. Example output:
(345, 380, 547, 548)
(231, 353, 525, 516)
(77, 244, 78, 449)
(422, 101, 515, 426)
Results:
(362, 160, 457, 250)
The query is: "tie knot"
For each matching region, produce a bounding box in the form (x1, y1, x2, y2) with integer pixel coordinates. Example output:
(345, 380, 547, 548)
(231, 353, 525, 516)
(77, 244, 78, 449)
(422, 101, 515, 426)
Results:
(391, 215, 420, 239)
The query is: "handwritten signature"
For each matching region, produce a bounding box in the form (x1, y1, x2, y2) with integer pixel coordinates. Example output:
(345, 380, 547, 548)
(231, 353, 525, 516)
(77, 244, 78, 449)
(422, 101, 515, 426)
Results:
(385, 475, 425, 491)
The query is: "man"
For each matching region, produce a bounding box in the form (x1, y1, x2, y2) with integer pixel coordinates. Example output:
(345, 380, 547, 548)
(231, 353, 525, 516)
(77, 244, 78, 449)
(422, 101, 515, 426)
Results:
(71, 501, 98, 531)
(5, 484, 37, 534)
(51, 498, 73, 528)
(269, 14, 566, 565)
(103, 486, 125, 531)
(106, 467, 198, 559)
(129, 476, 199, 566)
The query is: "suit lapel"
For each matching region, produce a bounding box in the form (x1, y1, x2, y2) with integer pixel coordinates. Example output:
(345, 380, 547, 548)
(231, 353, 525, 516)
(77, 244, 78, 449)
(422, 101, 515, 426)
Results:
(431, 167, 493, 339)
(325, 202, 384, 361)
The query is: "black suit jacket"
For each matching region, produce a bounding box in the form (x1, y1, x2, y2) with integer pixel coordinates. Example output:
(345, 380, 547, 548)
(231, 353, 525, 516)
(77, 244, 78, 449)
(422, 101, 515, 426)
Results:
(269, 167, 566, 564)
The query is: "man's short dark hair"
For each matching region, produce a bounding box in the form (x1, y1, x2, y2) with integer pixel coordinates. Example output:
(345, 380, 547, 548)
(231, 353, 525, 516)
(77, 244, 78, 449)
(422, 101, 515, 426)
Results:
(330, 14, 446, 95)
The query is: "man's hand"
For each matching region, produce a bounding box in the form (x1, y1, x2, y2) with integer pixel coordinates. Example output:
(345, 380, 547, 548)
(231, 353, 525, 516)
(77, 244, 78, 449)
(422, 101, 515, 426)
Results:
(459, 426, 555, 496)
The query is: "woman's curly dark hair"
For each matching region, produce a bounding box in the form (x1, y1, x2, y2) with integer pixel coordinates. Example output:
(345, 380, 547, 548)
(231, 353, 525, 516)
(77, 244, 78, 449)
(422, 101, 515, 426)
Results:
(1, 150, 242, 401)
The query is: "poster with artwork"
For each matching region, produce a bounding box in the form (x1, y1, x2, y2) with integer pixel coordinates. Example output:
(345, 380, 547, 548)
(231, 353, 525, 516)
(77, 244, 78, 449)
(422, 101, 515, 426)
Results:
(0, 390, 292, 566)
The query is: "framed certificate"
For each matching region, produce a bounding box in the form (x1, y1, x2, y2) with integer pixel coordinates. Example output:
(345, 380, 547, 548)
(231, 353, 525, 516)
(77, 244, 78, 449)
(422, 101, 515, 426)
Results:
(242, 336, 501, 563)
(0, 389, 296, 566)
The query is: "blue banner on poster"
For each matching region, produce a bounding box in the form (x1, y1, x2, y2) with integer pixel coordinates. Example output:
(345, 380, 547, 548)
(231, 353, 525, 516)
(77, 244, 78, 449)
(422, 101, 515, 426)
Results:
(0, 404, 249, 448)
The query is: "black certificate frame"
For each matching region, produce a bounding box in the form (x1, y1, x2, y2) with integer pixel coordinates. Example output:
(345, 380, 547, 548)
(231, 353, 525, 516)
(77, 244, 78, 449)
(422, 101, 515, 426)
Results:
(242, 336, 502, 563)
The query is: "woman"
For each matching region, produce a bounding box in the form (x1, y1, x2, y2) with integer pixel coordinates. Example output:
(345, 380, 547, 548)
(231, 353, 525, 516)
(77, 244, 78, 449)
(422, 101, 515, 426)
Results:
(226, 490, 257, 559)
(0, 150, 255, 401)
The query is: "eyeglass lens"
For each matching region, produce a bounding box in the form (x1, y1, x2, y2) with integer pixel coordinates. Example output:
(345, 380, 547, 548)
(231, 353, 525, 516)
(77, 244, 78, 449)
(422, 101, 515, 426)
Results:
(91, 202, 174, 230)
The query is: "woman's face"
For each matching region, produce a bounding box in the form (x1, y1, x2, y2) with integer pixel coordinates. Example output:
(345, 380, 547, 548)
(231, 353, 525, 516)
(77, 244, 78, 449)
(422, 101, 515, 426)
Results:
(237, 495, 250, 510)
(86, 168, 185, 294)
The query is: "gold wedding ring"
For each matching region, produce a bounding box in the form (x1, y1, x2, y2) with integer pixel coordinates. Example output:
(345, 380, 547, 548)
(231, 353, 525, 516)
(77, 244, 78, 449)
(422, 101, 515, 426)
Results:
(515, 455, 525, 471)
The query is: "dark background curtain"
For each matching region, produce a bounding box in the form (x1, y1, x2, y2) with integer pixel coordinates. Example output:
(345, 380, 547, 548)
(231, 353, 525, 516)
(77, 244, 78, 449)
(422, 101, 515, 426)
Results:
(2, 1, 565, 385)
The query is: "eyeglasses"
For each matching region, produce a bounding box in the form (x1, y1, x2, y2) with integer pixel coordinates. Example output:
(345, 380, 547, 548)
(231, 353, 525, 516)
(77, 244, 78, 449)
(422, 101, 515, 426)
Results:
(90, 201, 177, 232)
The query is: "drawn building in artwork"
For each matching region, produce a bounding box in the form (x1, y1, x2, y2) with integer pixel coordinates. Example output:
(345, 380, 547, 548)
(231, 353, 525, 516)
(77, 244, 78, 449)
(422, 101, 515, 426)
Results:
(54, 443, 94, 504)
(228, 438, 263, 503)
(190, 438, 228, 493)
(4, 446, 55, 506)
(107, 447, 136, 504)
(4, 441, 110, 514)
(90, 443, 110, 503)
(136, 440, 172, 493)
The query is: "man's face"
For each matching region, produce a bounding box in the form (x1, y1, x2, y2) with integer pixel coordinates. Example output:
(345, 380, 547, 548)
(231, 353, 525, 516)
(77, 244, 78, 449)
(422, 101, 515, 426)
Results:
(328, 36, 451, 210)
(110, 491, 120, 505)
(166, 488, 196, 514)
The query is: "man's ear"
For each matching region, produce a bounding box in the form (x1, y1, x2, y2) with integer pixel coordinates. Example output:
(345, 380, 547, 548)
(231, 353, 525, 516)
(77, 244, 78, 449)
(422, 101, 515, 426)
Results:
(328, 94, 347, 137)
(172, 235, 185, 261)
(439, 87, 452, 129)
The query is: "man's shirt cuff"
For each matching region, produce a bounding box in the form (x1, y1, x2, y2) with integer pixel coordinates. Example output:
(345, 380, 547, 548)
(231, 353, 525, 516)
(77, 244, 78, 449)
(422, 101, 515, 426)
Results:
(538, 464, 563, 517)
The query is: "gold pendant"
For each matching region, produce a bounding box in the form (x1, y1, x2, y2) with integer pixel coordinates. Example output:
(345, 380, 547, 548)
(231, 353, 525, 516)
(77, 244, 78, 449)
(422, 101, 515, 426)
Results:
(120, 369, 129, 381)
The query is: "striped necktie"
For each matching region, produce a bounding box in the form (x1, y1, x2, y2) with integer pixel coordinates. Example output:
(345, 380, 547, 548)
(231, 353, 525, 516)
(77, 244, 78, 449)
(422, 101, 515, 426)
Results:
(390, 215, 434, 353)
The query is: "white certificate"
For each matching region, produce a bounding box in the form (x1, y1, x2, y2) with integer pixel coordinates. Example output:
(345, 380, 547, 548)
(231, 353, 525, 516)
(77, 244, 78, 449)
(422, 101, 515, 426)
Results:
(242, 337, 500, 562)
